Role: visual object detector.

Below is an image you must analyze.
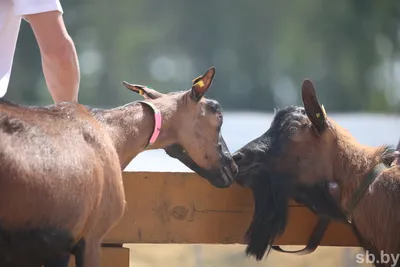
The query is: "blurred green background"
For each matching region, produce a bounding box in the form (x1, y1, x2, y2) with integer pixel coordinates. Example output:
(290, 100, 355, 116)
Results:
(5, 0, 400, 113)
(5, 1, 400, 266)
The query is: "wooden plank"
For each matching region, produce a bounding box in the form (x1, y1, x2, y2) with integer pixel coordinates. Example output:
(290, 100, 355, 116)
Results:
(68, 247, 130, 267)
(103, 172, 359, 247)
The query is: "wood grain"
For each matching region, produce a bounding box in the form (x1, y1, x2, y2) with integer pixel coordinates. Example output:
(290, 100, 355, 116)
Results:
(102, 172, 359, 247)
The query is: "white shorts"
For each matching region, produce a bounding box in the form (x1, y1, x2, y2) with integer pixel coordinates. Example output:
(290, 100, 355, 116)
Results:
(0, 0, 63, 98)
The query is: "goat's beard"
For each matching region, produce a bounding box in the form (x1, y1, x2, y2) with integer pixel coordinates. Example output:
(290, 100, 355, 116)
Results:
(245, 172, 292, 260)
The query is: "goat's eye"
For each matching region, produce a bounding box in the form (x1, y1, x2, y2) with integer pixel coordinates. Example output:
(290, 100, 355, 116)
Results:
(289, 126, 298, 133)
(216, 113, 223, 121)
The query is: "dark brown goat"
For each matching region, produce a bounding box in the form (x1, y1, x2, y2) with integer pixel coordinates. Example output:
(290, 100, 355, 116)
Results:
(0, 67, 238, 267)
(232, 79, 400, 267)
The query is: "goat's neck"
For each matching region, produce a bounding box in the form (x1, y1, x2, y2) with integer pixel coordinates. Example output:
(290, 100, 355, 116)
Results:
(94, 101, 175, 170)
(333, 134, 385, 209)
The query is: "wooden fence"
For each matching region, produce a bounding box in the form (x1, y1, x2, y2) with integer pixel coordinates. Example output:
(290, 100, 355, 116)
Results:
(68, 172, 360, 267)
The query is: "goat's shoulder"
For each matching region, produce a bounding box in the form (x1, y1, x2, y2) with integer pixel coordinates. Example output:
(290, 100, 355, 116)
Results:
(373, 165, 400, 197)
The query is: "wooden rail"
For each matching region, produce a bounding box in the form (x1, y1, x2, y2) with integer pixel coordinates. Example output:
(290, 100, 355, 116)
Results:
(68, 172, 360, 267)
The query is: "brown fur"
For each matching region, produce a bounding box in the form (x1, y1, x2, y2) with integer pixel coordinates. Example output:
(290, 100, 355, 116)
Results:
(233, 79, 400, 266)
(0, 67, 237, 266)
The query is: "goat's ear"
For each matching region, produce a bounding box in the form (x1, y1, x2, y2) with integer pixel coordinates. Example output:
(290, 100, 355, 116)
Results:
(122, 82, 163, 100)
(190, 67, 215, 102)
(394, 139, 400, 166)
(301, 79, 327, 132)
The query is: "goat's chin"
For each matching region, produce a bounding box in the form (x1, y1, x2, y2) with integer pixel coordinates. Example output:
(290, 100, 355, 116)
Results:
(245, 172, 291, 261)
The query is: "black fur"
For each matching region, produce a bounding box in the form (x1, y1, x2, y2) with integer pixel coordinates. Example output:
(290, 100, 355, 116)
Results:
(245, 171, 292, 260)
(41, 238, 86, 267)
(235, 105, 399, 263)
(294, 181, 347, 222)
(0, 224, 75, 267)
(234, 105, 347, 260)
(44, 254, 70, 267)
(72, 238, 85, 267)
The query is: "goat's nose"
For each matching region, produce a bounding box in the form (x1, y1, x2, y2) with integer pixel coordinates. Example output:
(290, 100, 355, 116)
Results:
(232, 152, 244, 163)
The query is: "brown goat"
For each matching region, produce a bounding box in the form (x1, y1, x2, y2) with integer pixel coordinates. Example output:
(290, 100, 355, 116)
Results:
(0, 67, 238, 267)
(232, 79, 400, 266)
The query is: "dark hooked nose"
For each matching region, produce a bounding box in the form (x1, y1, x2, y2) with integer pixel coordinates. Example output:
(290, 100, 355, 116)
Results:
(232, 151, 244, 164)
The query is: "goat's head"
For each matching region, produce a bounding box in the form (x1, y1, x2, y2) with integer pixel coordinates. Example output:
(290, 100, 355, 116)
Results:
(123, 67, 238, 188)
(232, 79, 354, 259)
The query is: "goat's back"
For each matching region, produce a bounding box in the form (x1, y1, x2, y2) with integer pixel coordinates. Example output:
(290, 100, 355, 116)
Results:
(0, 100, 117, 264)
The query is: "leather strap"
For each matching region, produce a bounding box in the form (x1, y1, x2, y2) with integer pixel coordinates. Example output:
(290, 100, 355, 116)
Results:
(272, 162, 387, 255)
(345, 163, 387, 223)
(271, 217, 330, 255)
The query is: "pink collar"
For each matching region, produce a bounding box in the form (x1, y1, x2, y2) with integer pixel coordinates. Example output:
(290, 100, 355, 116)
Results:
(138, 101, 162, 148)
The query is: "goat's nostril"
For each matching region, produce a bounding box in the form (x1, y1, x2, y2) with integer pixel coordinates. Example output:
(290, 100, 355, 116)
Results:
(232, 152, 244, 163)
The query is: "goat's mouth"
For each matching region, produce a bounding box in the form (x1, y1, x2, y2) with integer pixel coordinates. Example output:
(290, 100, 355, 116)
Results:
(164, 144, 235, 188)
(238, 163, 261, 174)
(235, 163, 262, 187)
(214, 166, 234, 188)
